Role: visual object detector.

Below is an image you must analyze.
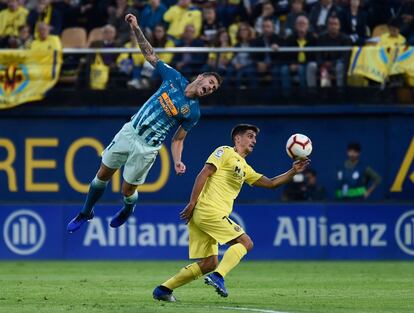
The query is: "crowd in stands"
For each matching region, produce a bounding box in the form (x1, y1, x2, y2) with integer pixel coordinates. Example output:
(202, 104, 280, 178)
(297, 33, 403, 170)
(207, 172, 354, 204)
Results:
(0, 0, 413, 89)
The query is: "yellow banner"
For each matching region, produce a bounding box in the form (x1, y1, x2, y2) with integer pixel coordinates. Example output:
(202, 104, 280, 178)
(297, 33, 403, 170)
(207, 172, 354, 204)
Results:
(391, 46, 414, 86)
(0, 49, 62, 109)
(348, 46, 393, 84)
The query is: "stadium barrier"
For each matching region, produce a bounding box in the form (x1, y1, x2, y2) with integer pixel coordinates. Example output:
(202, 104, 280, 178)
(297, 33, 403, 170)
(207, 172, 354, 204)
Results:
(1, 203, 414, 260)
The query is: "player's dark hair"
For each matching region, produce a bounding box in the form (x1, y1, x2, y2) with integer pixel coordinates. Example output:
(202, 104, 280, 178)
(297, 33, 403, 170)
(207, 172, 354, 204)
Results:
(231, 124, 260, 143)
(202, 72, 223, 86)
(347, 142, 361, 152)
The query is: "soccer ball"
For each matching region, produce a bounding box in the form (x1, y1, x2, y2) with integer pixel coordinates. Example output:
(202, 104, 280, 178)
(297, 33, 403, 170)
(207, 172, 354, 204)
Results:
(286, 134, 312, 159)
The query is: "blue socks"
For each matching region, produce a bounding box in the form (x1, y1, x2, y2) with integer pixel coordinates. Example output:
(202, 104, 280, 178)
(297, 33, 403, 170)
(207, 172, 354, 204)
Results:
(81, 176, 108, 215)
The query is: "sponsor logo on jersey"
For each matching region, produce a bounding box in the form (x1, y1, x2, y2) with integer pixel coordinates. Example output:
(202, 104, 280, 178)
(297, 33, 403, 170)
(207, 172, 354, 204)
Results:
(159, 92, 178, 117)
(214, 148, 224, 158)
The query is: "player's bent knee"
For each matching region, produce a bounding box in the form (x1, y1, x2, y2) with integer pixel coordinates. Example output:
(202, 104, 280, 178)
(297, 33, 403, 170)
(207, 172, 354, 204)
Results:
(122, 182, 137, 197)
(97, 163, 116, 181)
(199, 256, 218, 273)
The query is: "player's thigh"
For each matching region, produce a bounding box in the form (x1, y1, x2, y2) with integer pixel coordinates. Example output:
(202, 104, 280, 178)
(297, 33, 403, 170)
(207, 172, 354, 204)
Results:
(188, 219, 218, 259)
(101, 124, 131, 170)
(123, 141, 159, 185)
(194, 212, 245, 246)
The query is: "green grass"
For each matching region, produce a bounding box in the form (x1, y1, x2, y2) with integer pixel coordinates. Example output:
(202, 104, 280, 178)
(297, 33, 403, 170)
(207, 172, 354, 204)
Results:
(0, 261, 413, 313)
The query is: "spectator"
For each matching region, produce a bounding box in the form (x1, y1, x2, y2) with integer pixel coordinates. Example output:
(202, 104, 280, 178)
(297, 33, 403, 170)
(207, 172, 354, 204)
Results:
(217, 0, 250, 27)
(303, 168, 326, 201)
(163, 0, 202, 39)
(89, 24, 119, 66)
(284, 0, 306, 38)
(314, 15, 351, 87)
(228, 22, 257, 88)
(7, 24, 32, 48)
(308, 0, 341, 35)
(202, 28, 234, 84)
(27, 0, 62, 37)
(378, 17, 406, 48)
(281, 173, 306, 201)
(200, 6, 223, 46)
(172, 24, 207, 78)
(398, 0, 414, 45)
(254, 1, 280, 36)
(340, 0, 368, 45)
(82, 24, 120, 89)
(117, 31, 145, 89)
(126, 24, 175, 89)
(335, 142, 382, 201)
(30, 22, 62, 52)
(75, 0, 108, 32)
(282, 15, 317, 89)
(108, 0, 139, 46)
(0, 0, 28, 47)
(251, 18, 283, 87)
(139, 0, 167, 35)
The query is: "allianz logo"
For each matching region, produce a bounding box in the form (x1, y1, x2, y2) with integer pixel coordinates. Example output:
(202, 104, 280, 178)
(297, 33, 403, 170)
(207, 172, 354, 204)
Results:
(83, 216, 188, 247)
(273, 216, 387, 247)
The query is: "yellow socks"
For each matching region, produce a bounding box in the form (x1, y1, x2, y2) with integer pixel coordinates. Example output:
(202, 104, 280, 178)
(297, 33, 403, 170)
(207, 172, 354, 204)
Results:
(162, 262, 202, 290)
(216, 243, 247, 277)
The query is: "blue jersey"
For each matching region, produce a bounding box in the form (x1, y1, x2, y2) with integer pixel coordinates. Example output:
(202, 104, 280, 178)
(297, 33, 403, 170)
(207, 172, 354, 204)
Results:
(130, 61, 200, 147)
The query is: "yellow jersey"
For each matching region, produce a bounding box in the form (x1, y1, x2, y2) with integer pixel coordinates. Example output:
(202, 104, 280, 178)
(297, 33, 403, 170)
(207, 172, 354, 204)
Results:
(0, 6, 28, 37)
(163, 6, 202, 38)
(196, 146, 262, 216)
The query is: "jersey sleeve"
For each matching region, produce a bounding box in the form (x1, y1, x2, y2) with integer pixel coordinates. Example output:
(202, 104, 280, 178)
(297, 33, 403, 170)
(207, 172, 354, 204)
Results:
(244, 164, 263, 186)
(205, 147, 228, 170)
(155, 60, 181, 81)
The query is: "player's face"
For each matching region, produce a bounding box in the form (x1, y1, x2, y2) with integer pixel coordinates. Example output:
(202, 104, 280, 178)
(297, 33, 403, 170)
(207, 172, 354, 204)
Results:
(195, 75, 219, 97)
(347, 149, 360, 162)
(237, 130, 257, 154)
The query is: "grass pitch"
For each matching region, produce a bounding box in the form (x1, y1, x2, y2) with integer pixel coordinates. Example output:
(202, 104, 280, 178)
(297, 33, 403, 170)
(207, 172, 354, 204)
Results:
(0, 261, 413, 313)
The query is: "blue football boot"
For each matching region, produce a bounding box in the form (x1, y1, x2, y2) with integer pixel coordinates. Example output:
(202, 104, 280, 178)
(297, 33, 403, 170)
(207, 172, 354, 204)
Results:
(153, 286, 177, 302)
(204, 272, 228, 297)
(67, 211, 94, 233)
(109, 206, 135, 228)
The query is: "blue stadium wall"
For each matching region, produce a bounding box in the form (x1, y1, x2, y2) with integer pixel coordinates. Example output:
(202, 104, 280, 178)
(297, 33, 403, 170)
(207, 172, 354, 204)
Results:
(1, 105, 413, 201)
(1, 105, 414, 259)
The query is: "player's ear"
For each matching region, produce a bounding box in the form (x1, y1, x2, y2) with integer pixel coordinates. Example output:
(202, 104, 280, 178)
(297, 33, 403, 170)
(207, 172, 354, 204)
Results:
(196, 74, 203, 81)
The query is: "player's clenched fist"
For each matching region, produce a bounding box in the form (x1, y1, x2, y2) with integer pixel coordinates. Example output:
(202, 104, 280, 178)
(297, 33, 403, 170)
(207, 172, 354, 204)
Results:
(175, 161, 186, 175)
(125, 13, 138, 27)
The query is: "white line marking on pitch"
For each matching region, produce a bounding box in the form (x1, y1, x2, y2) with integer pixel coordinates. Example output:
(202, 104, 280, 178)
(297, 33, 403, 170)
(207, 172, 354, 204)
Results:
(216, 306, 290, 313)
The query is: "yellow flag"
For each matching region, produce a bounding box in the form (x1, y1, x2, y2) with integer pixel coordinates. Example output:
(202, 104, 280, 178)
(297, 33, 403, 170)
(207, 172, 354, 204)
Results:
(348, 46, 392, 84)
(0, 48, 62, 109)
(391, 46, 414, 86)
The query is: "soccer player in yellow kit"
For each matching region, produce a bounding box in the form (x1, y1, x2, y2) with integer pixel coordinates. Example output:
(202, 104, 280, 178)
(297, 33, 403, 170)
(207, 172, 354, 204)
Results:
(153, 124, 309, 301)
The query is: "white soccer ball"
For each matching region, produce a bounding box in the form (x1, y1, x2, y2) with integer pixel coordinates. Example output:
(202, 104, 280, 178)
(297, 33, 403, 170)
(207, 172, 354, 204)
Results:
(286, 133, 312, 159)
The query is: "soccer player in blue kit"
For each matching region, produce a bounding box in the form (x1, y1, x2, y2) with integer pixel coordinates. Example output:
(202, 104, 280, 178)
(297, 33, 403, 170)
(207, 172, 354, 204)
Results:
(67, 14, 222, 233)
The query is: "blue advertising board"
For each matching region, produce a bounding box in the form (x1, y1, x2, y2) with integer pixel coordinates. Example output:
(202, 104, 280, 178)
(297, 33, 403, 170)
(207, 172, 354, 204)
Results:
(0, 111, 413, 201)
(1, 203, 414, 260)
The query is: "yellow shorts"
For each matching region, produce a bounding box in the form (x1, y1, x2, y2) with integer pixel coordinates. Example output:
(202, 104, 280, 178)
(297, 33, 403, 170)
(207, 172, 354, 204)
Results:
(188, 208, 245, 259)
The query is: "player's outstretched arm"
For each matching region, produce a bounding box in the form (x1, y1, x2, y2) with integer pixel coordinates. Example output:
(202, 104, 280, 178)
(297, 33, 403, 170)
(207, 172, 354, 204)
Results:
(253, 158, 310, 189)
(180, 164, 217, 223)
(171, 126, 188, 175)
(125, 13, 159, 67)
